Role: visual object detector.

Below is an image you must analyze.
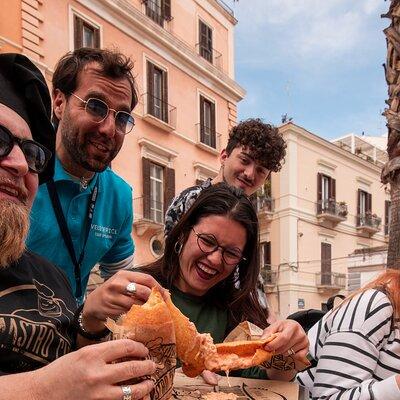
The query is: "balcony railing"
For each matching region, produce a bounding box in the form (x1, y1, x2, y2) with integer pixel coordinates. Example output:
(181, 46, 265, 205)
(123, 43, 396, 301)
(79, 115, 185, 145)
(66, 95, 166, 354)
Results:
(195, 43, 223, 71)
(254, 195, 274, 214)
(142, 0, 172, 26)
(260, 267, 277, 286)
(316, 199, 348, 224)
(133, 196, 164, 236)
(356, 213, 382, 235)
(316, 272, 346, 290)
(143, 93, 176, 131)
(196, 123, 222, 152)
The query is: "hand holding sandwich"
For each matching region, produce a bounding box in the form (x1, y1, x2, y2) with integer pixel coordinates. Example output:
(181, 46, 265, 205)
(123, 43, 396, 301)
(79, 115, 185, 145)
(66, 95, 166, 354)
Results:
(261, 319, 309, 380)
(0, 339, 155, 400)
(79, 270, 164, 335)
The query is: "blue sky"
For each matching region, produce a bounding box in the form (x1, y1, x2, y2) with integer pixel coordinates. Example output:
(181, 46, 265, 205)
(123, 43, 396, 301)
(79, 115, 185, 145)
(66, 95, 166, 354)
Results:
(229, 0, 390, 140)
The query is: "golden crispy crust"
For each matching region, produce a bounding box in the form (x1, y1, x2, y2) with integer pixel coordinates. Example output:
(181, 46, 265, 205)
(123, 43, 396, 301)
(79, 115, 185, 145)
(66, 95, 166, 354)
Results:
(121, 288, 172, 327)
(215, 337, 276, 356)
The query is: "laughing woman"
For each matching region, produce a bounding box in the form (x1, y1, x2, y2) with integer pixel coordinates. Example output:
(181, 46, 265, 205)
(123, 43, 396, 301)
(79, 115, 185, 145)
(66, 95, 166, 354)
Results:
(141, 183, 308, 382)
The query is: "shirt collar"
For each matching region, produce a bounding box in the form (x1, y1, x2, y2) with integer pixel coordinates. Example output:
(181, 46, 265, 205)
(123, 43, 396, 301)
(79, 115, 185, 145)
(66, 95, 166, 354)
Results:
(53, 157, 99, 191)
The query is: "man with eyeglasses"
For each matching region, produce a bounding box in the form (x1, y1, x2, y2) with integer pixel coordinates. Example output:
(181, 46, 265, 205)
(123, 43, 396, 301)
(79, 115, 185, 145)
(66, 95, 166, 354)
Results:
(27, 48, 138, 302)
(0, 53, 156, 400)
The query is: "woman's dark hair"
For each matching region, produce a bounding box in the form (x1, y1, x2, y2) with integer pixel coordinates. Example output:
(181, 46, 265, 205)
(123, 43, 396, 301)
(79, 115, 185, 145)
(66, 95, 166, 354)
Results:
(52, 47, 138, 129)
(142, 182, 269, 330)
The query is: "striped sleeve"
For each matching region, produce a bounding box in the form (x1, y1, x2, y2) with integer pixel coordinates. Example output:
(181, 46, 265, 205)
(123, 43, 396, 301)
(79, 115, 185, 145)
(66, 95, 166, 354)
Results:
(297, 290, 400, 400)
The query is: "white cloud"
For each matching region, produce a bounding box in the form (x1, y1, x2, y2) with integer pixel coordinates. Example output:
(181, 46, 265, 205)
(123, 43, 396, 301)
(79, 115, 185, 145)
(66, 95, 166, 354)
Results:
(234, 0, 387, 69)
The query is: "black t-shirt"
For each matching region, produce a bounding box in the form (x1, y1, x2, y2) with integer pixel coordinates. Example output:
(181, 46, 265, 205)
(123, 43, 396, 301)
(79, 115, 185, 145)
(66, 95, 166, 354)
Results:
(0, 251, 77, 374)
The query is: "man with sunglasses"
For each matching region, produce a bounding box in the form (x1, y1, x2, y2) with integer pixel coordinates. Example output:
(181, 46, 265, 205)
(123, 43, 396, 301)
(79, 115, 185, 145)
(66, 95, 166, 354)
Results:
(27, 48, 138, 302)
(0, 53, 156, 399)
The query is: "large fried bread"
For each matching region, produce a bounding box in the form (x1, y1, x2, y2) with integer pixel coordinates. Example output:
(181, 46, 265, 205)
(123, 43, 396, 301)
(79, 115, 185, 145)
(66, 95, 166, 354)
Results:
(120, 287, 172, 328)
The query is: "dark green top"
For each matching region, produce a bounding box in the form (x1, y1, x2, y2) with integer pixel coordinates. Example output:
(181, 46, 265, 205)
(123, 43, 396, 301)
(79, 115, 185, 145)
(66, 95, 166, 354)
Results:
(170, 286, 267, 380)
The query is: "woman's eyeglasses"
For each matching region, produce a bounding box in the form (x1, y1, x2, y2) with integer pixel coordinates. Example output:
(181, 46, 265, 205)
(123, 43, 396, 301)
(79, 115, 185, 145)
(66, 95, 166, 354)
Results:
(0, 125, 52, 174)
(192, 227, 246, 265)
(70, 93, 135, 135)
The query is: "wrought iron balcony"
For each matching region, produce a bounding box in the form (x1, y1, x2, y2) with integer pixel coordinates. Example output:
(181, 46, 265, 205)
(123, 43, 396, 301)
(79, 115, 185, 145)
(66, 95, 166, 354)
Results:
(316, 199, 348, 224)
(356, 213, 382, 235)
(195, 43, 223, 71)
(132, 196, 164, 236)
(142, 0, 172, 27)
(251, 195, 274, 228)
(143, 93, 176, 131)
(316, 272, 346, 291)
(260, 266, 277, 292)
(195, 123, 222, 152)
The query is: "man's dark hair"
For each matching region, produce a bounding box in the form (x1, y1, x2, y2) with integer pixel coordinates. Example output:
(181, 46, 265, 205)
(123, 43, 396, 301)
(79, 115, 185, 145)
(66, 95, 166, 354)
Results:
(141, 182, 269, 331)
(226, 118, 286, 172)
(52, 47, 138, 129)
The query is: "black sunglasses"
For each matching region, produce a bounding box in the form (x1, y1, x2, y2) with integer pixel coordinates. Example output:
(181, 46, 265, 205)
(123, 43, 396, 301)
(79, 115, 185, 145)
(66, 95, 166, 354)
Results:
(0, 125, 52, 174)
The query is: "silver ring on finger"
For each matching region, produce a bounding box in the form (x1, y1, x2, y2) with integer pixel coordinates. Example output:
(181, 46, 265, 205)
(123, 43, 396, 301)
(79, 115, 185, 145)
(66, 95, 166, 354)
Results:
(126, 282, 137, 296)
(287, 347, 295, 356)
(121, 385, 132, 400)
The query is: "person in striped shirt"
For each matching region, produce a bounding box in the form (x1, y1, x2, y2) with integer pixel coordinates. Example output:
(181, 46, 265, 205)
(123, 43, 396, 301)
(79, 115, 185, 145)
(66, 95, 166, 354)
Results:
(297, 269, 400, 400)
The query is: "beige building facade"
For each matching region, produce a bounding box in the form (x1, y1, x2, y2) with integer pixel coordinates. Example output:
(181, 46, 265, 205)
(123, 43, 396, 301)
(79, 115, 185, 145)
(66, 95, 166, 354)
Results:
(259, 123, 390, 318)
(1, 0, 245, 271)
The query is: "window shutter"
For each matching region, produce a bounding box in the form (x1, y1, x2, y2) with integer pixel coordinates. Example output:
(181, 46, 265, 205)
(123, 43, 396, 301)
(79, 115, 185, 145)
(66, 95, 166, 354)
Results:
(142, 158, 151, 219)
(163, 0, 171, 21)
(147, 61, 154, 116)
(207, 24, 213, 54)
(385, 200, 391, 235)
(162, 70, 168, 123)
(74, 15, 83, 49)
(264, 241, 271, 267)
(199, 21, 206, 48)
(357, 189, 361, 225)
(331, 178, 336, 201)
(164, 167, 175, 212)
(317, 173, 322, 213)
(367, 193, 372, 213)
(321, 243, 332, 285)
(199, 95, 205, 143)
(210, 101, 216, 148)
(94, 27, 100, 49)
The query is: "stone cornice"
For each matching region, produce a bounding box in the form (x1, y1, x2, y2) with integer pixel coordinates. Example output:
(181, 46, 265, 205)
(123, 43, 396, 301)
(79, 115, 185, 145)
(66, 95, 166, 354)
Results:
(280, 122, 382, 174)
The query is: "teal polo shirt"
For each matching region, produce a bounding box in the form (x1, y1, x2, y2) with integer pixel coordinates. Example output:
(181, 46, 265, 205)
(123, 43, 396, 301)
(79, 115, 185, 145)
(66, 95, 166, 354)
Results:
(27, 158, 134, 300)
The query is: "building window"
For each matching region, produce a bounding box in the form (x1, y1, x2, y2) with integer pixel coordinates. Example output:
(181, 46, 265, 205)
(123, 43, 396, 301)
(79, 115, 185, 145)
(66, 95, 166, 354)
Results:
(357, 189, 372, 222)
(321, 242, 332, 285)
(199, 20, 213, 62)
(385, 200, 392, 235)
(260, 241, 272, 280)
(150, 163, 164, 224)
(73, 15, 100, 50)
(144, 0, 171, 26)
(142, 158, 175, 224)
(147, 61, 168, 123)
(150, 235, 164, 257)
(199, 95, 216, 148)
(317, 173, 335, 213)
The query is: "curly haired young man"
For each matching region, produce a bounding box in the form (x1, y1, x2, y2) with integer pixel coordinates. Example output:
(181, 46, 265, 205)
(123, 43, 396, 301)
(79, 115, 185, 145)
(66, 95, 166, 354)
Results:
(164, 118, 286, 236)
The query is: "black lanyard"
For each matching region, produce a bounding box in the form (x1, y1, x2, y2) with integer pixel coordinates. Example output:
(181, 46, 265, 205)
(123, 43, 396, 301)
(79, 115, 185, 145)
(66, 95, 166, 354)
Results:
(46, 178, 99, 299)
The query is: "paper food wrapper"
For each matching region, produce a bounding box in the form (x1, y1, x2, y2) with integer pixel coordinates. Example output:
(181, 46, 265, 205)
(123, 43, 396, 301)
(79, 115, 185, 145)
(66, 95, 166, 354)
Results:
(106, 307, 176, 400)
(223, 321, 302, 371)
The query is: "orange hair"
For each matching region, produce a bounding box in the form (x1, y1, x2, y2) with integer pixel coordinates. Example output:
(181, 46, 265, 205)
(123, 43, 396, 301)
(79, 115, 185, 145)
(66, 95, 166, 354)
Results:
(341, 269, 400, 318)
